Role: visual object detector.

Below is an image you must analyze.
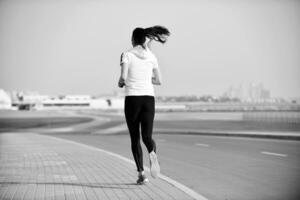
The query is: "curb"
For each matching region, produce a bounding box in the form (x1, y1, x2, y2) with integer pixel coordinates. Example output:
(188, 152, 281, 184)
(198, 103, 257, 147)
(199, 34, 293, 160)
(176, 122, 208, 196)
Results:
(154, 128, 300, 140)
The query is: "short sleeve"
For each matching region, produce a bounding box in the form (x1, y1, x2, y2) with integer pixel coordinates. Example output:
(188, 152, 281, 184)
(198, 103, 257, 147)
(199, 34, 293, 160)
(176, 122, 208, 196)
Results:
(120, 52, 130, 65)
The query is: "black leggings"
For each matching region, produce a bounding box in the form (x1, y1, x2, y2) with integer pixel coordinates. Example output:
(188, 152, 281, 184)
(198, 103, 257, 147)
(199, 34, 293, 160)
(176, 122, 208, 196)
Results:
(125, 96, 156, 172)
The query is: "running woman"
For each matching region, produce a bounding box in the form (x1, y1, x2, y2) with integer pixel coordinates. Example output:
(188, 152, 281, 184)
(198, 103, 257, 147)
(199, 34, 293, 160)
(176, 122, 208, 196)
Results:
(118, 26, 170, 184)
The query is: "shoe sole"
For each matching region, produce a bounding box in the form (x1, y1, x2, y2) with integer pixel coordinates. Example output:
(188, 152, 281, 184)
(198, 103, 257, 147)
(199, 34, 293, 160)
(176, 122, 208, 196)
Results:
(150, 153, 160, 178)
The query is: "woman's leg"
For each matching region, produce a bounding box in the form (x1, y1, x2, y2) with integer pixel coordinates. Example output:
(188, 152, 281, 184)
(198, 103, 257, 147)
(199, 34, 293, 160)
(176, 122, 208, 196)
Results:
(125, 96, 144, 172)
(128, 121, 144, 172)
(140, 96, 160, 178)
(140, 96, 156, 153)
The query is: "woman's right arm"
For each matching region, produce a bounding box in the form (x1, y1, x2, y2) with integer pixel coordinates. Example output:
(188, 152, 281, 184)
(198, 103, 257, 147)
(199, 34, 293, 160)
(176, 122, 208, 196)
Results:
(118, 52, 129, 88)
(152, 67, 162, 85)
(118, 63, 128, 88)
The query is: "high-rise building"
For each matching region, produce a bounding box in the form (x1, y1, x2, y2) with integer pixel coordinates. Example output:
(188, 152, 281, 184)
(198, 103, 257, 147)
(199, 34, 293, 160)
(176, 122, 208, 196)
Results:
(224, 82, 271, 102)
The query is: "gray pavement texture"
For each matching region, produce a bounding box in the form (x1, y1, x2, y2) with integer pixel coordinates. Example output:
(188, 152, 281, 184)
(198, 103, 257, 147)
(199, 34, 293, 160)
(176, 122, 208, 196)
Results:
(0, 133, 198, 200)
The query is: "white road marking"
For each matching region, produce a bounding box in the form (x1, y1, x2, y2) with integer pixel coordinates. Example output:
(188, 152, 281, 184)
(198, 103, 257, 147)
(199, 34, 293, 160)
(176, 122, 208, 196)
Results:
(195, 143, 210, 147)
(261, 151, 287, 157)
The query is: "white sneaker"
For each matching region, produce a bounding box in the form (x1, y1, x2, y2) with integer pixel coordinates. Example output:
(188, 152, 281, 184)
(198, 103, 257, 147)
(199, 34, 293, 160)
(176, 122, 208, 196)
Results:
(149, 151, 160, 178)
(137, 174, 149, 185)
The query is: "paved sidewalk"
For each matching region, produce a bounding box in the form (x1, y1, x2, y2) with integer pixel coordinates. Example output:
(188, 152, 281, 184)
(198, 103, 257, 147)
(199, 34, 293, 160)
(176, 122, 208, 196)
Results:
(0, 133, 202, 200)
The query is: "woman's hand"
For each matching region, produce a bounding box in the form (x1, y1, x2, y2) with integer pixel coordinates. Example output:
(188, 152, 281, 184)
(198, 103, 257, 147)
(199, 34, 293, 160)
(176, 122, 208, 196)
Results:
(118, 77, 125, 88)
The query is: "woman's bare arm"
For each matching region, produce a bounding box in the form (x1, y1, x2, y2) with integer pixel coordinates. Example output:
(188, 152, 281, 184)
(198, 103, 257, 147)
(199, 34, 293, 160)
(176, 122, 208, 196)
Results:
(152, 67, 162, 85)
(118, 63, 128, 88)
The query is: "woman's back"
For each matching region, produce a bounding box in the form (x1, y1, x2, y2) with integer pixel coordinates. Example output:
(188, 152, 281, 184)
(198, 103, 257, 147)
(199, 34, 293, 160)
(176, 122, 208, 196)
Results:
(121, 46, 158, 96)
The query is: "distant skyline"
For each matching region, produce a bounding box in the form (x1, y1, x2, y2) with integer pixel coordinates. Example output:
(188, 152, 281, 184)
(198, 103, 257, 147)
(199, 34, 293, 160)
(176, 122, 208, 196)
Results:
(2, 81, 273, 98)
(0, 0, 300, 98)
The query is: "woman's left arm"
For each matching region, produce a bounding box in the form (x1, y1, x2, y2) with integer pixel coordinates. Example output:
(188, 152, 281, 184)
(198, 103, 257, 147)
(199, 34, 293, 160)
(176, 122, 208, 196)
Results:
(152, 67, 162, 85)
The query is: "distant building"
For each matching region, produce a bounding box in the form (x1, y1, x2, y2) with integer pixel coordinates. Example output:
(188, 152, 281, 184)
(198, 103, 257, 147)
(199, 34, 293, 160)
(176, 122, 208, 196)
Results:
(224, 82, 271, 102)
(42, 95, 91, 109)
(260, 89, 271, 99)
(0, 89, 12, 109)
(9, 91, 125, 110)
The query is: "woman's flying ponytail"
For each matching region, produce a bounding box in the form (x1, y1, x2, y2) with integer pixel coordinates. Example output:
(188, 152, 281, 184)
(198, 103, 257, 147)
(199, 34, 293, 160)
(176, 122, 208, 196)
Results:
(132, 25, 170, 47)
(144, 26, 170, 44)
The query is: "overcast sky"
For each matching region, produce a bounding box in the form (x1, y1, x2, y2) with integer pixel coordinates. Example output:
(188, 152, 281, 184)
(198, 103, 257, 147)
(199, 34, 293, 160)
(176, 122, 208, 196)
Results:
(0, 0, 299, 98)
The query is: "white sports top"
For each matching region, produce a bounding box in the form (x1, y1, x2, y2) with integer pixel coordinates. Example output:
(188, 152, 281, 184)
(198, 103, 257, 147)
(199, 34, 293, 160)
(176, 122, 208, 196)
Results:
(120, 46, 159, 96)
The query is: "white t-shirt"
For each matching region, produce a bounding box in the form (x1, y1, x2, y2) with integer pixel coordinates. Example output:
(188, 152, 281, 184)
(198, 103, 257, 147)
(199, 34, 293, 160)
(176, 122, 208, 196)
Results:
(120, 46, 159, 96)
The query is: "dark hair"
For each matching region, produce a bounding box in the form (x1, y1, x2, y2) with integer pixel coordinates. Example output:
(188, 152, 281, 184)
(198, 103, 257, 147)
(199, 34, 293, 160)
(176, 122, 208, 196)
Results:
(132, 25, 170, 47)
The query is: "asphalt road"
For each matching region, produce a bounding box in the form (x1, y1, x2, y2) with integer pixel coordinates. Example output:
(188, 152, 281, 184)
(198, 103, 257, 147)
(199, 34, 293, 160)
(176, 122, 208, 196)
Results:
(50, 132, 300, 200)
